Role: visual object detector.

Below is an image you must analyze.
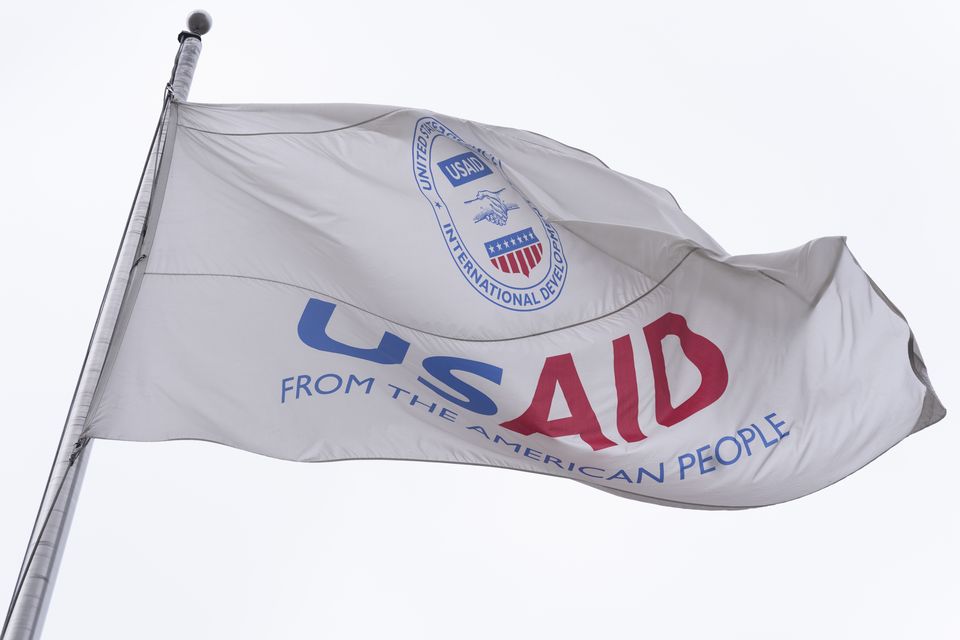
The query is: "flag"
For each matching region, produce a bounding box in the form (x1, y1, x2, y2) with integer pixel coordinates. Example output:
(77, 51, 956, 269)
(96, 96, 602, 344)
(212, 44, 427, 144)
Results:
(83, 103, 944, 508)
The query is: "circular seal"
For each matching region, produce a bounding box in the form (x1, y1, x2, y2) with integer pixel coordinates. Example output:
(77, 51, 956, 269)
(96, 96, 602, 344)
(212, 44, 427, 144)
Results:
(412, 116, 568, 312)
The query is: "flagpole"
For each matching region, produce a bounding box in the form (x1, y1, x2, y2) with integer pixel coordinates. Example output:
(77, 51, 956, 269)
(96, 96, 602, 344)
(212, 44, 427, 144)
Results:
(1, 12, 211, 640)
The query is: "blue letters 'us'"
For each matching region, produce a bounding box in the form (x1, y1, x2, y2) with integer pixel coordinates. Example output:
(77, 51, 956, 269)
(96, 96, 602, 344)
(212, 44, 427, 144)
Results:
(296, 299, 504, 415)
(297, 298, 409, 365)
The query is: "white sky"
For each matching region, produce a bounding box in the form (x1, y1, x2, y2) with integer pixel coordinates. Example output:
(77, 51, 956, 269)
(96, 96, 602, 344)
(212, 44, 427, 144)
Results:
(1, 1, 957, 638)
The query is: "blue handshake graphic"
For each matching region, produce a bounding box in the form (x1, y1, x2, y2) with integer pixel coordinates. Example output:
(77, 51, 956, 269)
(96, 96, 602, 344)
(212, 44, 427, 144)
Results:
(466, 188, 519, 226)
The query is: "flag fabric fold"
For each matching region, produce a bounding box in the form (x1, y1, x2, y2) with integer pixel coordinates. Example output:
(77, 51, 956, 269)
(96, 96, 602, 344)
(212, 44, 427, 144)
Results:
(82, 103, 944, 508)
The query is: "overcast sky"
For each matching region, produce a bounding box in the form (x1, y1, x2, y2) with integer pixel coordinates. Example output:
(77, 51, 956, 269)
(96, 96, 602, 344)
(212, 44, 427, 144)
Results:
(1, 1, 957, 638)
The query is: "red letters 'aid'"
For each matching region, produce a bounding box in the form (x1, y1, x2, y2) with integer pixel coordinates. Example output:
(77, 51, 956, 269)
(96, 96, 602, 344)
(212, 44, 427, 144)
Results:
(500, 313, 728, 451)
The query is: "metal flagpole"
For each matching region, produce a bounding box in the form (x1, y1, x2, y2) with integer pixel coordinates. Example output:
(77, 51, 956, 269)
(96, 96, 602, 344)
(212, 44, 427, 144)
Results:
(1, 12, 212, 640)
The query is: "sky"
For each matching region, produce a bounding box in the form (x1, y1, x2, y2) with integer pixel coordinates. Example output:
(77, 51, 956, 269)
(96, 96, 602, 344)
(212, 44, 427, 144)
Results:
(1, 1, 958, 638)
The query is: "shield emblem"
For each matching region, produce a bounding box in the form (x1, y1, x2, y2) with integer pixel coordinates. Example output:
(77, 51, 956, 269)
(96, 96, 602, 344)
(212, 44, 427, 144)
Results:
(485, 227, 543, 277)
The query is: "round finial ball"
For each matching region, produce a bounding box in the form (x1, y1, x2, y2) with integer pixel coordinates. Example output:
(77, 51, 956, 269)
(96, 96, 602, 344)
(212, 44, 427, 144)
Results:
(187, 10, 212, 35)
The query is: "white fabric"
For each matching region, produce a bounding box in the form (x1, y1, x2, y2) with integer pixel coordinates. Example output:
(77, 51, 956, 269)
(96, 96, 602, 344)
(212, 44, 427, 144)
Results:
(83, 103, 943, 508)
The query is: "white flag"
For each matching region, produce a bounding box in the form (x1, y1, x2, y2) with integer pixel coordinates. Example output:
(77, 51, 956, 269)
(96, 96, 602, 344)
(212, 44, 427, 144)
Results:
(83, 103, 944, 508)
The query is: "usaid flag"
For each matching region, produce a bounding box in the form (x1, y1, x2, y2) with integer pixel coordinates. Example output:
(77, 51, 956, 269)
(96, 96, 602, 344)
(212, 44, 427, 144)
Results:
(82, 103, 944, 509)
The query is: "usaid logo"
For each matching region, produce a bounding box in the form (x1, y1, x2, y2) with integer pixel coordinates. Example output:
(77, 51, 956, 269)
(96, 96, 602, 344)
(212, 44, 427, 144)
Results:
(437, 151, 492, 187)
(412, 116, 568, 312)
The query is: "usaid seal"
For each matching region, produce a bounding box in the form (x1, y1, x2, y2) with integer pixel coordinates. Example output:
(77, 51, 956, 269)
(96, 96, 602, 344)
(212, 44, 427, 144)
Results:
(412, 116, 568, 312)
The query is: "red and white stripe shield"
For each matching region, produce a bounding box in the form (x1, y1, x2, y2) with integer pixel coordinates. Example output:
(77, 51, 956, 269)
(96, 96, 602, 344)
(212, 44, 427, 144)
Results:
(484, 226, 543, 277)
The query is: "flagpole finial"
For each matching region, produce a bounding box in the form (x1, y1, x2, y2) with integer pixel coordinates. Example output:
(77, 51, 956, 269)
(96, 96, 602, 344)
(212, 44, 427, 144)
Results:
(187, 10, 212, 36)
